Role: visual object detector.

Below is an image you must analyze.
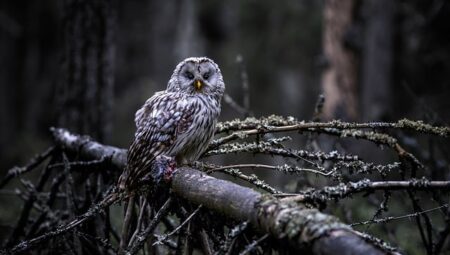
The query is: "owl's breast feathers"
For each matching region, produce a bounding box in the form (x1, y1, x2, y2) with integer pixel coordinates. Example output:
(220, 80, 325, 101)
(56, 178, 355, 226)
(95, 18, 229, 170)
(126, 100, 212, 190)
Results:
(118, 91, 220, 190)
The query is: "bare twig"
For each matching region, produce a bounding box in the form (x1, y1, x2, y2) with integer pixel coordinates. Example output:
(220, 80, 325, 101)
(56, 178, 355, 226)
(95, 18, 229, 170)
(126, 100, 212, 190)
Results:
(5, 165, 53, 247)
(236, 54, 251, 117)
(220, 168, 281, 194)
(238, 234, 268, 255)
(0, 146, 55, 189)
(352, 204, 448, 226)
(128, 197, 148, 246)
(153, 205, 202, 246)
(280, 179, 450, 203)
(205, 140, 358, 162)
(199, 228, 213, 255)
(125, 198, 173, 255)
(408, 191, 434, 255)
(218, 221, 249, 255)
(6, 189, 124, 254)
(204, 163, 336, 177)
(215, 116, 450, 137)
(119, 195, 136, 252)
(223, 94, 248, 116)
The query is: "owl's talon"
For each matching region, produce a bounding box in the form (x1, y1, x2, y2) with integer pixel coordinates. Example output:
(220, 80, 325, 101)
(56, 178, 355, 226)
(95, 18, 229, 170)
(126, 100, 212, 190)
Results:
(163, 167, 177, 183)
(152, 155, 177, 184)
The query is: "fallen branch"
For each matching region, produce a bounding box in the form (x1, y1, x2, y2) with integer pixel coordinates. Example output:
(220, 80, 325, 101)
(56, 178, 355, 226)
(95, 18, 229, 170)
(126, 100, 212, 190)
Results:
(43, 128, 398, 254)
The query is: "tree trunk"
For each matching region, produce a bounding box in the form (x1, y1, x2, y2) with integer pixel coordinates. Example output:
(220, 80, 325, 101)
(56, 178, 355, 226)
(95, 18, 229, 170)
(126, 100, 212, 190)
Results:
(361, 0, 394, 121)
(56, 0, 116, 142)
(321, 0, 359, 121)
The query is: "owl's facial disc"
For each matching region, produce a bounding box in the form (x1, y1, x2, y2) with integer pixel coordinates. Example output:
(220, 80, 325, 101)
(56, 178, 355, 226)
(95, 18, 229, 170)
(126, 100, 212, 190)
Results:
(175, 59, 221, 94)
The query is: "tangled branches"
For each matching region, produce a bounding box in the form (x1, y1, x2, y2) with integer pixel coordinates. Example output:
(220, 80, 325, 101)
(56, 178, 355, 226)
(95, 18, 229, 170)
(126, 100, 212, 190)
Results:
(1, 116, 449, 254)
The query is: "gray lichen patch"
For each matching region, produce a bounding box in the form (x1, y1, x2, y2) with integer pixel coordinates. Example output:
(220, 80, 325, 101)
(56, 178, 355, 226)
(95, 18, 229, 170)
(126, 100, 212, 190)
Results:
(216, 115, 299, 133)
(206, 140, 358, 162)
(254, 196, 350, 248)
(396, 118, 450, 137)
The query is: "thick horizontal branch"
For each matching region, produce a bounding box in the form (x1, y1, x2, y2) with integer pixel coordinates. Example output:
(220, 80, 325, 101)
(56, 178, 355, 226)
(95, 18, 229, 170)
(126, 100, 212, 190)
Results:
(46, 128, 396, 254)
(51, 127, 126, 169)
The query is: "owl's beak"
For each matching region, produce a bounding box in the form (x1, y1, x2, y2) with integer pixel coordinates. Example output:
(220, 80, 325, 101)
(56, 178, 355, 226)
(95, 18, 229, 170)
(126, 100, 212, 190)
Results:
(194, 80, 203, 91)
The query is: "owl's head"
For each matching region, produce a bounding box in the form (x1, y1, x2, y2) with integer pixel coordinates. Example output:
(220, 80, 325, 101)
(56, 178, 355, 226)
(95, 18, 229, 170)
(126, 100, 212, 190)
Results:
(167, 57, 225, 99)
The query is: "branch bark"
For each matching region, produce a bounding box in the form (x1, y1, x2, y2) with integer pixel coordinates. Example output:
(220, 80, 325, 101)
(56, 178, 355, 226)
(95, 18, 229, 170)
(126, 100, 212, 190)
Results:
(50, 128, 395, 254)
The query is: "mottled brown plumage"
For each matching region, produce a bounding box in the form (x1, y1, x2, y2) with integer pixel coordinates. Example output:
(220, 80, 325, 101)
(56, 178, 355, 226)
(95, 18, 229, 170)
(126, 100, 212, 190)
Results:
(118, 57, 225, 191)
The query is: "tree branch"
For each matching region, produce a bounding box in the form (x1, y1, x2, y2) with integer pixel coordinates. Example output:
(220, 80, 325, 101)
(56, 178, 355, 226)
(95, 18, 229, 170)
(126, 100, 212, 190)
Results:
(47, 128, 398, 254)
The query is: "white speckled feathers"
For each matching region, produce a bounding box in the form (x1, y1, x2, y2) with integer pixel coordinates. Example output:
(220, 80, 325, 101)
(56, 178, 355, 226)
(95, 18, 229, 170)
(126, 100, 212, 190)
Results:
(119, 57, 224, 190)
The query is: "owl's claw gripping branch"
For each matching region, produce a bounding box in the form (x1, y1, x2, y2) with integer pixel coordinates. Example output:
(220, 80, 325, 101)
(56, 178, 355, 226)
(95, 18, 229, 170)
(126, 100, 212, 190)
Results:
(164, 160, 177, 183)
(151, 155, 177, 183)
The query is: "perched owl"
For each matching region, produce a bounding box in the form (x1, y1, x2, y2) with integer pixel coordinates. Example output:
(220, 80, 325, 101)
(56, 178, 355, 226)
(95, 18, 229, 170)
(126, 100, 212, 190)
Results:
(118, 57, 225, 191)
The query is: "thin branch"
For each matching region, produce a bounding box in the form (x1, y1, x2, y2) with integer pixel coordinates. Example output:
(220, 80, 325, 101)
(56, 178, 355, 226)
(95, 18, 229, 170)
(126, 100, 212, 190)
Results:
(215, 116, 450, 137)
(153, 205, 202, 246)
(119, 195, 136, 252)
(128, 197, 148, 246)
(435, 203, 450, 255)
(238, 234, 268, 255)
(223, 94, 248, 116)
(0, 146, 55, 189)
(218, 221, 249, 255)
(205, 140, 358, 162)
(236, 54, 251, 117)
(74, 230, 115, 252)
(408, 191, 434, 255)
(280, 179, 450, 203)
(365, 191, 391, 231)
(48, 157, 109, 171)
(199, 228, 213, 255)
(352, 204, 448, 226)
(204, 163, 334, 177)
(6, 190, 124, 254)
(5, 165, 53, 247)
(312, 94, 325, 121)
(125, 198, 173, 255)
(220, 168, 281, 194)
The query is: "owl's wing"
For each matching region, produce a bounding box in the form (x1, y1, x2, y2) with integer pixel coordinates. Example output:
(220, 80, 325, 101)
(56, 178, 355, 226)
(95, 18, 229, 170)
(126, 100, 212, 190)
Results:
(134, 91, 164, 129)
(119, 92, 194, 189)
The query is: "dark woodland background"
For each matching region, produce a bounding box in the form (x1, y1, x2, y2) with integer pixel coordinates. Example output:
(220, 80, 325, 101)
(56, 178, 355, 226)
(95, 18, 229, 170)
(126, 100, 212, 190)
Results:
(1, 0, 450, 254)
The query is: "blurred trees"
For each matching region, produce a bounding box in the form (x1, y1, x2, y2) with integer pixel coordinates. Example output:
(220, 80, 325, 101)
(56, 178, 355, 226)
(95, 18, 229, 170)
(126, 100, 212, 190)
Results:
(56, 0, 116, 142)
(0, 0, 450, 254)
(320, 0, 450, 123)
(321, 0, 358, 120)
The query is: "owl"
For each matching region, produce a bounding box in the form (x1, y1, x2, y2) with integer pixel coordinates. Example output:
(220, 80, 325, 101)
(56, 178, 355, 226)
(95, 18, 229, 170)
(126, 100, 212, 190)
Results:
(118, 57, 225, 191)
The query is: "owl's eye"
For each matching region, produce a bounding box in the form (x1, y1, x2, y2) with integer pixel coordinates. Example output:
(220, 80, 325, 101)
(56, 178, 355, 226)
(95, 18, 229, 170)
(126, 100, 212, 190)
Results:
(203, 72, 210, 80)
(185, 72, 194, 80)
